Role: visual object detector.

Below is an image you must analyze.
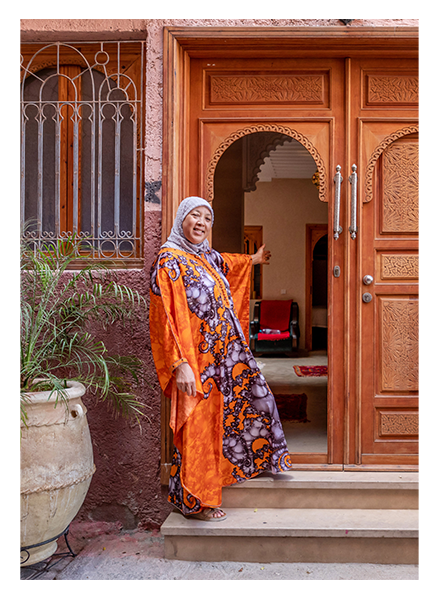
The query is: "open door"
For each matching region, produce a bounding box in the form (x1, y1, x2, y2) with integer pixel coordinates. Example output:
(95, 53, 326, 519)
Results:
(188, 55, 347, 469)
(162, 27, 418, 478)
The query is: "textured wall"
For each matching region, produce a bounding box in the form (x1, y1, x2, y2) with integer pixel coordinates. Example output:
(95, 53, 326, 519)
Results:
(75, 206, 166, 530)
(20, 18, 418, 529)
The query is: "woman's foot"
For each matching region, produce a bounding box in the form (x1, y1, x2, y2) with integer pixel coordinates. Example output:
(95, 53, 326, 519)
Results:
(185, 507, 227, 521)
(203, 507, 226, 520)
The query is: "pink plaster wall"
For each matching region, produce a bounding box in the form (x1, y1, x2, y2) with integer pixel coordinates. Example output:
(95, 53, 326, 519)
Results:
(20, 19, 418, 530)
(76, 206, 167, 530)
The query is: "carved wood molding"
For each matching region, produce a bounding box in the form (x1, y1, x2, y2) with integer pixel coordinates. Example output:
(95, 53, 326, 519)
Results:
(209, 74, 325, 105)
(380, 254, 419, 280)
(364, 125, 418, 203)
(206, 124, 327, 202)
(367, 75, 419, 105)
(379, 411, 419, 437)
(382, 142, 419, 233)
(380, 299, 418, 392)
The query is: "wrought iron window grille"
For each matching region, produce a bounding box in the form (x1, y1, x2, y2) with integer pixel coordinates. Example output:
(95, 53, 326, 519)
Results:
(20, 41, 145, 265)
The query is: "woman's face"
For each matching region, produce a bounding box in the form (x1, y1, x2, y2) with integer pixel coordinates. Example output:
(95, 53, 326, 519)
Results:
(182, 206, 212, 244)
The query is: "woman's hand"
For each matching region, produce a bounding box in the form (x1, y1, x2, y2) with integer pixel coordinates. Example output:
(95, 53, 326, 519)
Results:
(251, 244, 271, 266)
(175, 362, 197, 397)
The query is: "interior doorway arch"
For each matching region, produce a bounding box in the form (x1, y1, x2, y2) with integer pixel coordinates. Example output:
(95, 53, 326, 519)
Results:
(205, 124, 328, 205)
(211, 128, 328, 357)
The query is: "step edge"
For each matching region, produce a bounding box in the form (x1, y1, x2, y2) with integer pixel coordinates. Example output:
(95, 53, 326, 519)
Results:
(162, 527, 419, 538)
(226, 481, 418, 490)
(161, 509, 419, 538)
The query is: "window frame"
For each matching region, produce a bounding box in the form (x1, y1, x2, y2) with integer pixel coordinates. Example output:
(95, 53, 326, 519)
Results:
(20, 40, 146, 268)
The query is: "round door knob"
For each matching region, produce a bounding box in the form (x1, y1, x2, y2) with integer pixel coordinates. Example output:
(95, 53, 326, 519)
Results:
(362, 292, 373, 303)
(363, 275, 374, 285)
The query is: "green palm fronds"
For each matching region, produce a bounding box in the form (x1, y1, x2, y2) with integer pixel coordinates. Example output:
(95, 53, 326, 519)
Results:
(20, 232, 149, 427)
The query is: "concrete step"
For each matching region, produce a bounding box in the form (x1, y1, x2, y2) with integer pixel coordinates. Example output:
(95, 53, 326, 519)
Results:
(221, 471, 418, 510)
(162, 507, 418, 564)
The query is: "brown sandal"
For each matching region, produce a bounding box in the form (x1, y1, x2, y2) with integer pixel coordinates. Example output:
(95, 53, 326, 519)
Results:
(185, 507, 227, 521)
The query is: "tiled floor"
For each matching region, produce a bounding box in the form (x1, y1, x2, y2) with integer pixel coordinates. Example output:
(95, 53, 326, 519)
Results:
(257, 352, 328, 453)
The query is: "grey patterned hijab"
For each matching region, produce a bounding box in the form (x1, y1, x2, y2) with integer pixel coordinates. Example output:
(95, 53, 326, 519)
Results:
(161, 196, 214, 256)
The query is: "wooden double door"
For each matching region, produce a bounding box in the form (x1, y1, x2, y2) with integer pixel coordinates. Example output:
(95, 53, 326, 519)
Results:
(163, 28, 419, 471)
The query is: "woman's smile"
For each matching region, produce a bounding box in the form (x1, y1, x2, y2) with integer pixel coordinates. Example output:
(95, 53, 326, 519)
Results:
(192, 225, 205, 237)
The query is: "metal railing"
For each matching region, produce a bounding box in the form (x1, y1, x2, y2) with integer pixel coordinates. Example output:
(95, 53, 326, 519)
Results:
(20, 41, 144, 261)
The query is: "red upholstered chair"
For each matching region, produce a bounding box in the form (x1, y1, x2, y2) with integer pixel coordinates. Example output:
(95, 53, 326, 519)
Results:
(250, 300, 300, 355)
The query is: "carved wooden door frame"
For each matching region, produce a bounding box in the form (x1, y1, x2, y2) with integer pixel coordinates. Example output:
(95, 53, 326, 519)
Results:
(161, 26, 419, 480)
(162, 26, 418, 239)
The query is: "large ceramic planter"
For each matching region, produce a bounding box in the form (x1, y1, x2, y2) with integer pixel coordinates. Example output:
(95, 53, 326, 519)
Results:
(20, 381, 95, 566)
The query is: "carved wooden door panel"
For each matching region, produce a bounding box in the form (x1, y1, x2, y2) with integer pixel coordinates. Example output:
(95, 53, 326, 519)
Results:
(350, 59, 419, 467)
(188, 57, 347, 467)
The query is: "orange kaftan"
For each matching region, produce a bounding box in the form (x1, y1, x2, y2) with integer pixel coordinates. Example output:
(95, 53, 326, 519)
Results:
(150, 247, 292, 514)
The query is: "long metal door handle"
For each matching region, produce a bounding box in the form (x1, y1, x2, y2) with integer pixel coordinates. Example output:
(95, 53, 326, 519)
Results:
(333, 165, 343, 240)
(348, 164, 358, 240)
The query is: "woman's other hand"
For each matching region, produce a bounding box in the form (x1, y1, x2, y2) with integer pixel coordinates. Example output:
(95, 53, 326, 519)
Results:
(251, 244, 271, 265)
(175, 362, 197, 397)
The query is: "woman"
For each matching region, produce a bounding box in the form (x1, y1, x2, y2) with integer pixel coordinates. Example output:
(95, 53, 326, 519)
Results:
(150, 197, 292, 521)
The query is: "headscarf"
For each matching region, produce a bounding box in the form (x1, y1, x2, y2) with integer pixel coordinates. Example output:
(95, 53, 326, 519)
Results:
(161, 196, 214, 256)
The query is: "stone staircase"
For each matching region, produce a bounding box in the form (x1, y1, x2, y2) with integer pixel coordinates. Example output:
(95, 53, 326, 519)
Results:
(161, 471, 418, 564)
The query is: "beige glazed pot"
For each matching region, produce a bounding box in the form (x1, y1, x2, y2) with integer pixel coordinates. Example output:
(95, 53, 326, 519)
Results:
(20, 381, 95, 566)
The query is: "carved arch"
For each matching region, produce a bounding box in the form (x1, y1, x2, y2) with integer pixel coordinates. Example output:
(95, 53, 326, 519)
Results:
(364, 125, 419, 203)
(243, 132, 291, 193)
(205, 124, 327, 203)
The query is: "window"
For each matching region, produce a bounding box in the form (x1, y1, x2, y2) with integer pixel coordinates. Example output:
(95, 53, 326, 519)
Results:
(20, 41, 145, 265)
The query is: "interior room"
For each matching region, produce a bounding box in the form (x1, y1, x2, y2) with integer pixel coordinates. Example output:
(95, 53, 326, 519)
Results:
(213, 132, 329, 454)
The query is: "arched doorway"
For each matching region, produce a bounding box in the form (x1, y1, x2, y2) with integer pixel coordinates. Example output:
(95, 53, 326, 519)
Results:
(212, 131, 329, 455)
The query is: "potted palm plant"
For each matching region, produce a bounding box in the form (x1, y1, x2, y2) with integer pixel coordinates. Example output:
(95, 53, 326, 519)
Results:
(20, 233, 148, 566)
